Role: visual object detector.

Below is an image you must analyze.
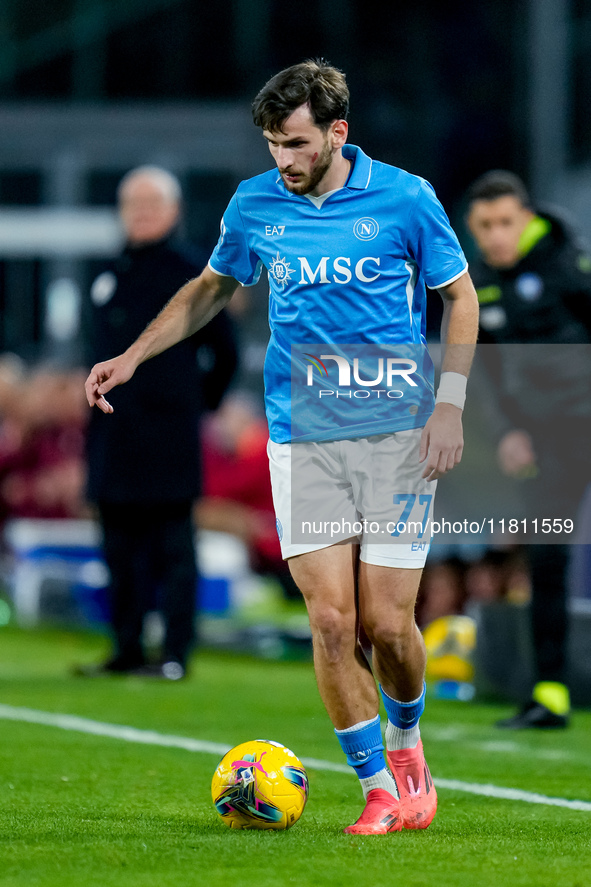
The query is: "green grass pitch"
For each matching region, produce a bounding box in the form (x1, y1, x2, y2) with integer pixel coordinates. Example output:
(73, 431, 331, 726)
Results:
(1, 624, 591, 887)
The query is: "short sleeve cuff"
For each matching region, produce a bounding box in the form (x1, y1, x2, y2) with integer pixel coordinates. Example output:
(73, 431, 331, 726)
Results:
(208, 259, 263, 288)
(208, 260, 233, 278)
(429, 264, 469, 290)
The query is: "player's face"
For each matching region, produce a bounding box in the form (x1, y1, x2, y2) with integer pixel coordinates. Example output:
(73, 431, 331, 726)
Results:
(263, 105, 344, 196)
(467, 196, 534, 269)
(119, 175, 180, 245)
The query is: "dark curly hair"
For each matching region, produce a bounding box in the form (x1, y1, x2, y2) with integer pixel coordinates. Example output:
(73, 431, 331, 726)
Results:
(252, 59, 349, 133)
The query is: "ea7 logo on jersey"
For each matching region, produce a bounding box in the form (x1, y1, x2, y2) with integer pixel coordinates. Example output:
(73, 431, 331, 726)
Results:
(298, 256, 381, 285)
(265, 225, 285, 236)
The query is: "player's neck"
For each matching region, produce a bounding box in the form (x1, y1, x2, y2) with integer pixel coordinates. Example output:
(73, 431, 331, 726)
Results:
(310, 152, 351, 197)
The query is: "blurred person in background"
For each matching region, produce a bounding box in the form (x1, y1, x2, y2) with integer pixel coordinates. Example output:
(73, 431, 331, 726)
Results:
(415, 556, 468, 630)
(0, 359, 88, 522)
(80, 166, 237, 680)
(195, 391, 301, 601)
(466, 170, 591, 728)
(463, 548, 530, 611)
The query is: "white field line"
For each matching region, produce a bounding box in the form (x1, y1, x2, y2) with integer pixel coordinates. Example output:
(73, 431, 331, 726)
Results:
(1, 703, 590, 813)
(425, 728, 572, 762)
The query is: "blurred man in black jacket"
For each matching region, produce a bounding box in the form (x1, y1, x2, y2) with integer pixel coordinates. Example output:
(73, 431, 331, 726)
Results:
(466, 170, 591, 727)
(83, 166, 237, 679)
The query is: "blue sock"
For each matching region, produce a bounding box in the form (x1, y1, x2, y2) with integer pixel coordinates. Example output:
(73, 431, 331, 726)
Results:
(379, 682, 426, 729)
(334, 715, 387, 779)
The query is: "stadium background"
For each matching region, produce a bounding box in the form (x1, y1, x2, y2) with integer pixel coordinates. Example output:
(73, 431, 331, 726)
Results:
(1, 5, 591, 885)
(1, 0, 591, 366)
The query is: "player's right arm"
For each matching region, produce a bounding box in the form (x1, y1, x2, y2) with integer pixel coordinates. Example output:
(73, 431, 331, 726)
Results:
(85, 265, 239, 413)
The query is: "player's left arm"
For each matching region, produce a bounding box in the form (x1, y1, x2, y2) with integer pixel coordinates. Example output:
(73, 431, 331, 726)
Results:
(419, 270, 479, 481)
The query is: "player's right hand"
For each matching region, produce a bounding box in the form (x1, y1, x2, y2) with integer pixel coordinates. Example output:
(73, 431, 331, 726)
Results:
(84, 354, 137, 413)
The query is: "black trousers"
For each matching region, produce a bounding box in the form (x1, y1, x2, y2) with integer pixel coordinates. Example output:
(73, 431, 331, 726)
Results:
(529, 544, 569, 683)
(523, 418, 591, 686)
(99, 500, 197, 668)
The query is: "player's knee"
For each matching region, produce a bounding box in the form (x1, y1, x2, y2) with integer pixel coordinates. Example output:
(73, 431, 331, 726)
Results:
(364, 617, 418, 662)
(309, 606, 356, 663)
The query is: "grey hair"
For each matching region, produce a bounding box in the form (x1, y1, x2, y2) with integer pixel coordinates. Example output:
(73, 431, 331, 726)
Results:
(117, 165, 182, 204)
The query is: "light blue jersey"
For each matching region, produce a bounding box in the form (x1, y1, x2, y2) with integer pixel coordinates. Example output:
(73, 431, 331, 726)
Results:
(209, 144, 467, 443)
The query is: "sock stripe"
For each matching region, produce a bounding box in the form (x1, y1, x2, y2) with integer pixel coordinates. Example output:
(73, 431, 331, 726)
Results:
(380, 682, 426, 729)
(334, 715, 386, 779)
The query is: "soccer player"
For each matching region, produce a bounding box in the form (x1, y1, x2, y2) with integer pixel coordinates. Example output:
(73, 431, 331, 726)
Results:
(85, 61, 479, 834)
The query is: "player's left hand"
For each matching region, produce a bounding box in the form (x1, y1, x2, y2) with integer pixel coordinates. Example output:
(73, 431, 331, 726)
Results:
(419, 402, 464, 481)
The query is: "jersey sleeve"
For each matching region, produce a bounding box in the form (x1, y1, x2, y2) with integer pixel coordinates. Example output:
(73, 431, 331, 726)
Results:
(407, 179, 467, 289)
(208, 192, 263, 287)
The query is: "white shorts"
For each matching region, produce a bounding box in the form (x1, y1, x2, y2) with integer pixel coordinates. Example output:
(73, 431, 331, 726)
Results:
(268, 429, 436, 569)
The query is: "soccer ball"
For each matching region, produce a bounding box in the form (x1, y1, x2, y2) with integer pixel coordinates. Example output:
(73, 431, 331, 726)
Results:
(211, 739, 309, 830)
(423, 615, 477, 683)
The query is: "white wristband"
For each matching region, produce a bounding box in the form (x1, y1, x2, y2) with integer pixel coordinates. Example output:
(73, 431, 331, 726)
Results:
(435, 371, 467, 409)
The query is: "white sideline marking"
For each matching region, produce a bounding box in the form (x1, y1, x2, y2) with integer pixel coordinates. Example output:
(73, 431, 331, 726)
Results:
(433, 778, 591, 812)
(1, 703, 590, 813)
